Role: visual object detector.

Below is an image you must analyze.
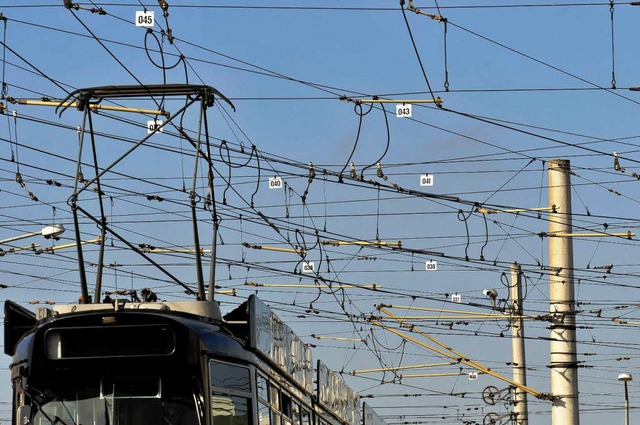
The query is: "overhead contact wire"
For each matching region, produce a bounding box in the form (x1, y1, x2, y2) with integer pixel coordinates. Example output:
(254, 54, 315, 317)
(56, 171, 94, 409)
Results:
(609, 0, 616, 89)
(1, 13, 7, 98)
(446, 19, 640, 107)
(400, 0, 439, 105)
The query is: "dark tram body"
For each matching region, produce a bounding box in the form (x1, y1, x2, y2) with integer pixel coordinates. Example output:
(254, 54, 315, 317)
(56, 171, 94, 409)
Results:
(4, 296, 368, 425)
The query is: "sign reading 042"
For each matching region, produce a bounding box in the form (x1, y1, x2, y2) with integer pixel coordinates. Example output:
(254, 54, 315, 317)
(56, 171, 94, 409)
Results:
(147, 119, 163, 134)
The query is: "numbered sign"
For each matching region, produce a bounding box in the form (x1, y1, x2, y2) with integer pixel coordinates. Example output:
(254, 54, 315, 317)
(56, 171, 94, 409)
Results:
(135, 10, 155, 27)
(268, 176, 283, 189)
(147, 119, 164, 134)
(469, 372, 478, 381)
(451, 293, 461, 303)
(420, 174, 433, 186)
(396, 104, 412, 118)
(302, 262, 315, 273)
(425, 260, 437, 271)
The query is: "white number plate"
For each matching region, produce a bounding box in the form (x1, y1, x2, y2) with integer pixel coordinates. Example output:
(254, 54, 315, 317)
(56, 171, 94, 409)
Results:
(426, 260, 437, 271)
(302, 262, 315, 273)
(135, 11, 155, 27)
(147, 119, 163, 134)
(396, 104, 412, 118)
(451, 293, 461, 303)
(420, 174, 433, 186)
(268, 176, 283, 189)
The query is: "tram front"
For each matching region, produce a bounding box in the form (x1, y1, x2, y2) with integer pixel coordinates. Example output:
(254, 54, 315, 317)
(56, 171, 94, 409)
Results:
(4, 300, 233, 425)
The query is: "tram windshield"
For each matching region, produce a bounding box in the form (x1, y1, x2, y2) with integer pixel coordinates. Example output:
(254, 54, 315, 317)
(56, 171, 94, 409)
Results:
(29, 376, 200, 425)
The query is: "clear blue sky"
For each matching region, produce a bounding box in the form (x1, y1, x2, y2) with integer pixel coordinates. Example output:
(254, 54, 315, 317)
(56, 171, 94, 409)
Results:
(2, 1, 640, 424)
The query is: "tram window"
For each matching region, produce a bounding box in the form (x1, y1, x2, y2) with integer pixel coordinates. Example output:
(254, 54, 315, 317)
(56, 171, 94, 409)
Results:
(31, 376, 198, 425)
(280, 392, 292, 418)
(257, 374, 269, 402)
(211, 394, 251, 425)
(271, 411, 281, 425)
(258, 402, 270, 425)
(209, 360, 252, 425)
(101, 376, 161, 399)
(210, 361, 251, 393)
(45, 325, 175, 359)
(291, 402, 301, 425)
(301, 409, 311, 425)
(269, 385, 280, 410)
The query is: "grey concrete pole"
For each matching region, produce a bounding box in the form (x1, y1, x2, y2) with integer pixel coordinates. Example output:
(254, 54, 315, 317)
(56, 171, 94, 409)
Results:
(548, 159, 580, 425)
(510, 262, 528, 425)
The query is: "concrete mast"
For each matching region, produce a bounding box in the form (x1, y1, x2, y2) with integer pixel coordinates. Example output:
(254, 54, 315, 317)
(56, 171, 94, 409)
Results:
(510, 262, 528, 425)
(548, 159, 580, 425)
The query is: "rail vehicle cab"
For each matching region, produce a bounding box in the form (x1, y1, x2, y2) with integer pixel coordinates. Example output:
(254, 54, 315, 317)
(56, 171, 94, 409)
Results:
(4, 296, 362, 425)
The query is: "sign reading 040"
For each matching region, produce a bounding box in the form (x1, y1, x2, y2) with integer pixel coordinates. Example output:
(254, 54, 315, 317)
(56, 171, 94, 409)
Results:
(268, 176, 283, 189)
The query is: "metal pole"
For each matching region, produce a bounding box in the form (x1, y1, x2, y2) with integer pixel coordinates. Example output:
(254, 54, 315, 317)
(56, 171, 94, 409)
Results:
(510, 262, 528, 425)
(618, 373, 632, 425)
(88, 109, 107, 305)
(625, 381, 630, 425)
(190, 99, 206, 300)
(72, 108, 90, 304)
(548, 159, 580, 425)
(202, 105, 217, 302)
(207, 221, 218, 301)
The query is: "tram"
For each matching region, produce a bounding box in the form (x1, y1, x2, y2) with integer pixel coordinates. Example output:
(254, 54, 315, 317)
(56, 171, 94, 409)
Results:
(4, 295, 367, 425)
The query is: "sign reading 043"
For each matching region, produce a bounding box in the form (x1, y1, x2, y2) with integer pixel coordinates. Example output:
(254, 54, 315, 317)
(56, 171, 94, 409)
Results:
(396, 104, 412, 118)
